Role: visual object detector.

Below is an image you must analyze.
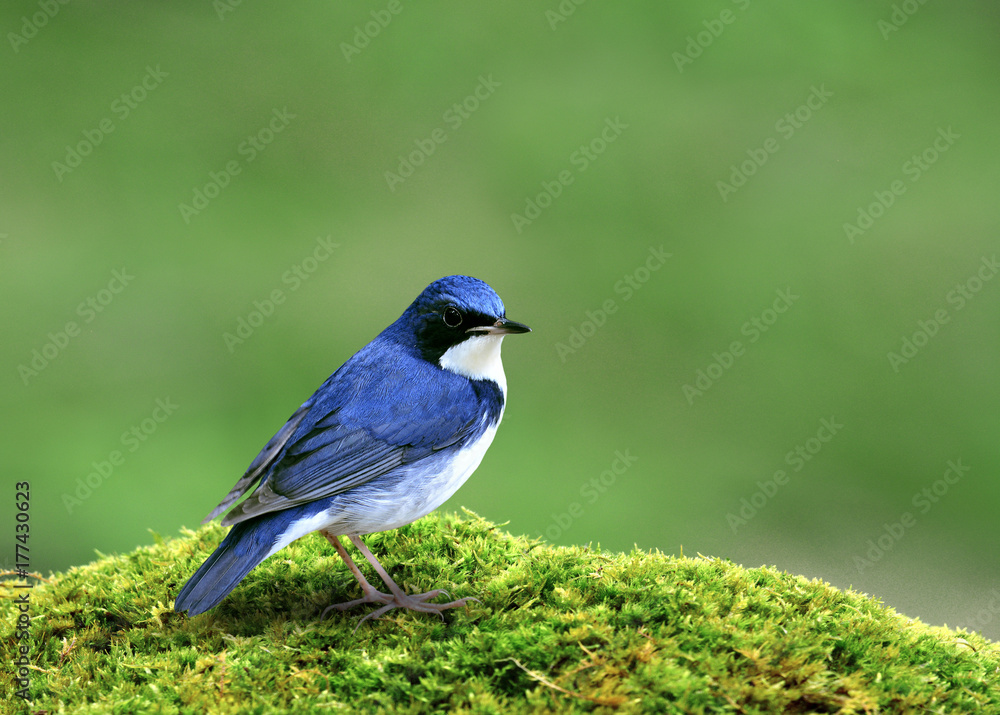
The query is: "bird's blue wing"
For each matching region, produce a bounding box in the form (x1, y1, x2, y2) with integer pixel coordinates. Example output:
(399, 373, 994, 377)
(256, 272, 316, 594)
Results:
(202, 400, 312, 523)
(213, 342, 502, 526)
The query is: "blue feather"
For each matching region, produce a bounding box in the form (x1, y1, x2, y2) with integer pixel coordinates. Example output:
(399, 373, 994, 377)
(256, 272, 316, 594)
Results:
(175, 501, 330, 616)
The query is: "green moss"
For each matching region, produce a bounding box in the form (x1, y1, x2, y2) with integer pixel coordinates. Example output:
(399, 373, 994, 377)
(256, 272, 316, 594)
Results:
(3, 511, 998, 713)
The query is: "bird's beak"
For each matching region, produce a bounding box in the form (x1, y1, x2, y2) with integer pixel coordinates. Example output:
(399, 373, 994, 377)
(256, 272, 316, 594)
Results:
(468, 317, 532, 335)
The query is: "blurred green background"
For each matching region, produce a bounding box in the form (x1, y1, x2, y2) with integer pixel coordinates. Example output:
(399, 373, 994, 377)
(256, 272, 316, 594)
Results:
(3, 2, 998, 639)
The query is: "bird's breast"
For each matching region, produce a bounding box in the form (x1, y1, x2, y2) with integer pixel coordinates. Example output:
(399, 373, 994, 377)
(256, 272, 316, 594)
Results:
(339, 414, 501, 535)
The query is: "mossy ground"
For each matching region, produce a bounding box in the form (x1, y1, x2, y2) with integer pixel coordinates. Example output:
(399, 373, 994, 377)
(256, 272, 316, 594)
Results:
(2, 511, 998, 713)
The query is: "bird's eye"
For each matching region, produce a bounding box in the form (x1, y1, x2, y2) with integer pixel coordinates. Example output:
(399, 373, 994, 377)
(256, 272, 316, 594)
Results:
(443, 306, 463, 328)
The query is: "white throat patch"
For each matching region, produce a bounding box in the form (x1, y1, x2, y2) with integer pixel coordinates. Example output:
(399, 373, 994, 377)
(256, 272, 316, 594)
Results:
(439, 334, 507, 395)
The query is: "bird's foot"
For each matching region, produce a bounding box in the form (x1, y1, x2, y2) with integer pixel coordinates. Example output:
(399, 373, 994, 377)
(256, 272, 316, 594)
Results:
(319, 531, 478, 629)
(322, 585, 478, 626)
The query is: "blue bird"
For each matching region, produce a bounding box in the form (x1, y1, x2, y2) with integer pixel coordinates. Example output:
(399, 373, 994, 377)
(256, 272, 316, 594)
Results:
(175, 275, 530, 623)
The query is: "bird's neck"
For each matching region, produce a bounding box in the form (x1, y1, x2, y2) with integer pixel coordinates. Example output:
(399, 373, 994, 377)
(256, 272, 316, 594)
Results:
(438, 334, 508, 396)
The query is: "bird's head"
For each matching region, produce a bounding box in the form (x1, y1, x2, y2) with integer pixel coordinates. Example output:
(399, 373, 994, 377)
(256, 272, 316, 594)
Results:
(400, 275, 530, 384)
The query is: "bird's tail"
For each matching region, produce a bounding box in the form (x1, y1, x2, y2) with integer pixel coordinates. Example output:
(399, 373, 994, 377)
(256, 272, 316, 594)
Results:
(175, 505, 314, 616)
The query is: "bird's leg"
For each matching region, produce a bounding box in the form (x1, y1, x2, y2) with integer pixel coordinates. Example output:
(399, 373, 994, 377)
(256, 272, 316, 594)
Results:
(319, 530, 477, 625)
(319, 531, 388, 617)
(347, 534, 479, 622)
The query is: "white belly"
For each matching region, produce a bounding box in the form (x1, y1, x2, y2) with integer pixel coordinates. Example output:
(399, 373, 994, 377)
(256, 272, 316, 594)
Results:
(344, 419, 500, 534)
(263, 418, 500, 558)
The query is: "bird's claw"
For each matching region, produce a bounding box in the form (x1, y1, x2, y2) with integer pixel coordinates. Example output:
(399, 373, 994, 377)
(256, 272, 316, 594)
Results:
(321, 587, 479, 630)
